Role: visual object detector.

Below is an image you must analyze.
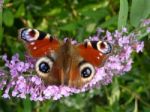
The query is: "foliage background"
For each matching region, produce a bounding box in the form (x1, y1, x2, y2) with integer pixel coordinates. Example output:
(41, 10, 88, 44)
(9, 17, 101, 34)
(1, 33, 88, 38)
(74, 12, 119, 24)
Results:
(0, 0, 150, 112)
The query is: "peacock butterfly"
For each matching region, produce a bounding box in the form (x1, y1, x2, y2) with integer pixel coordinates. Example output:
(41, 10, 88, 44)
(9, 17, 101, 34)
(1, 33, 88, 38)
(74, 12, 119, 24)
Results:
(18, 28, 112, 88)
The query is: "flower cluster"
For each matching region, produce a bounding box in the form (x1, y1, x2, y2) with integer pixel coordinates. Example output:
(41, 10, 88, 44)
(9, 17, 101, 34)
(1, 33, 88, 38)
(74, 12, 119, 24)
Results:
(141, 19, 150, 33)
(0, 27, 145, 101)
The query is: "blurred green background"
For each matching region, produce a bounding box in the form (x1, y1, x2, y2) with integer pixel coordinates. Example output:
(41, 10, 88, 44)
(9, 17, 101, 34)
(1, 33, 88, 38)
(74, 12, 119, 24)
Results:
(0, 0, 150, 112)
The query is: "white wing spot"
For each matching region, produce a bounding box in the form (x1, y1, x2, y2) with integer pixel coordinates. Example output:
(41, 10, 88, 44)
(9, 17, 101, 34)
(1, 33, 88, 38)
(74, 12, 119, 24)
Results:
(97, 57, 100, 59)
(30, 42, 35, 45)
(33, 47, 37, 50)
(99, 53, 102, 56)
(46, 34, 51, 38)
(87, 41, 92, 47)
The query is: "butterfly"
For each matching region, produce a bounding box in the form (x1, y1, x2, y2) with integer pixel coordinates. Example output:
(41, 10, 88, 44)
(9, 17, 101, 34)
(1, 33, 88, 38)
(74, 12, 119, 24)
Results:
(18, 28, 112, 88)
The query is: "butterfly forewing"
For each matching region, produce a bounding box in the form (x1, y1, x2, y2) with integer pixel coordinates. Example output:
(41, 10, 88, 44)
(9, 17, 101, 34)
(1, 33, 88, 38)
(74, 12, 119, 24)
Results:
(18, 28, 60, 58)
(77, 41, 112, 67)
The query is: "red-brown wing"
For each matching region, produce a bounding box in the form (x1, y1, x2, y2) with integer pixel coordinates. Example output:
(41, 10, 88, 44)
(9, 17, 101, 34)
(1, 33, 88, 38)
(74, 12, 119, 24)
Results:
(76, 41, 112, 67)
(27, 38, 59, 57)
(18, 28, 60, 58)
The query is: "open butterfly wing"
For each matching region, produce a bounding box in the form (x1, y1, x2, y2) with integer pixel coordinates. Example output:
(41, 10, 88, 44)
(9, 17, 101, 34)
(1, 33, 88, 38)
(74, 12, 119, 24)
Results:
(18, 28, 60, 58)
(77, 41, 112, 67)
(27, 39, 59, 57)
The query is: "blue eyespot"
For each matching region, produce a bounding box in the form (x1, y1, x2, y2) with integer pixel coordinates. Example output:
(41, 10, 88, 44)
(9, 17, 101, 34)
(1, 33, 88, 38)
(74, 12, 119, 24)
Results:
(39, 62, 50, 73)
(79, 62, 95, 80)
(81, 67, 92, 78)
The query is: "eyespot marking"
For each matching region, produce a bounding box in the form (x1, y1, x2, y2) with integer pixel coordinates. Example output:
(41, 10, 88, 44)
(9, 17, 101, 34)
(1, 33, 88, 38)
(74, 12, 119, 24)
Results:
(35, 57, 54, 78)
(19, 28, 39, 42)
(97, 41, 112, 54)
(29, 30, 36, 37)
(78, 61, 95, 82)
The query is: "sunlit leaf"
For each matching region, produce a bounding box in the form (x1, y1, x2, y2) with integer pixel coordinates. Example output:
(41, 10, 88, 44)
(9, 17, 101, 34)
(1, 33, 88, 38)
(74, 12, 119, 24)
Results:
(23, 98, 31, 112)
(95, 105, 106, 112)
(130, 0, 150, 27)
(3, 9, 14, 27)
(4, 0, 10, 4)
(86, 23, 96, 33)
(118, 0, 128, 29)
(109, 78, 120, 106)
(59, 22, 78, 31)
(100, 16, 118, 28)
(0, 27, 3, 45)
(15, 4, 25, 17)
(133, 99, 138, 112)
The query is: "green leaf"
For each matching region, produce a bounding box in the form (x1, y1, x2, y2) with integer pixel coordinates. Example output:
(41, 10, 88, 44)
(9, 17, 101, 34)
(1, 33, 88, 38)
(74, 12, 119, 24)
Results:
(59, 22, 78, 31)
(100, 16, 118, 28)
(133, 99, 138, 112)
(0, 11, 2, 23)
(4, 0, 10, 4)
(95, 105, 106, 112)
(143, 107, 150, 112)
(86, 23, 96, 33)
(3, 9, 14, 27)
(81, 8, 109, 21)
(23, 98, 31, 112)
(108, 78, 120, 106)
(118, 0, 128, 29)
(15, 4, 25, 17)
(0, 27, 3, 45)
(130, 0, 150, 27)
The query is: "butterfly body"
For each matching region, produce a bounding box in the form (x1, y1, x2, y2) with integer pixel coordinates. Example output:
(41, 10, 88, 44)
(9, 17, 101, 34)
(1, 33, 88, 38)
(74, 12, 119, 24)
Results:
(19, 28, 112, 88)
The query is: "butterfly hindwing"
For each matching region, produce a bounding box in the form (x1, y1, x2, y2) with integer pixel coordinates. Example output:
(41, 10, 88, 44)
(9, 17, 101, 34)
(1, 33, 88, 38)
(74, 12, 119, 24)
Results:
(18, 28, 60, 57)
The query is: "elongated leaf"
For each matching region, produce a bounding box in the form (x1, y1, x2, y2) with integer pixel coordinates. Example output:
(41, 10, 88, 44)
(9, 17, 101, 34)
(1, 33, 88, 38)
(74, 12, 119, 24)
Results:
(59, 22, 78, 31)
(3, 9, 14, 27)
(95, 105, 106, 112)
(118, 0, 128, 29)
(130, 0, 150, 27)
(101, 16, 118, 28)
(133, 99, 138, 112)
(4, 0, 10, 4)
(23, 98, 31, 112)
(15, 4, 25, 17)
(109, 78, 120, 106)
(0, 27, 3, 45)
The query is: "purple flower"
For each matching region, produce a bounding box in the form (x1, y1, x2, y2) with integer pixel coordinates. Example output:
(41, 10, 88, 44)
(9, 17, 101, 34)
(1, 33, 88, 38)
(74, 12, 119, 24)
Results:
(141, 19, 150, 26)
(63, 38, 77, 44)
(135, 41, 144, 53)
(0, 70, 5, 76)
(106, 31, 114, 43)
(118, 36, 130, 47)
(97, 28, 104, 35)
(147, 27, 150, 33)
(123, 59, 133, 72)
(2, 87, 10, 99)
(31, 76, 42, 85)
(16, 62, 26, 72)
(2, 94, 10, 98)
(122, 27, 128, 33)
